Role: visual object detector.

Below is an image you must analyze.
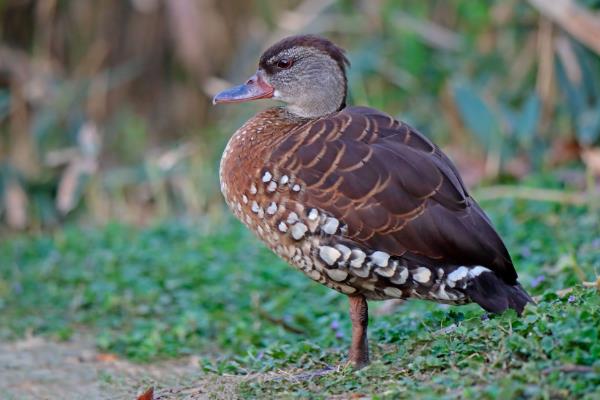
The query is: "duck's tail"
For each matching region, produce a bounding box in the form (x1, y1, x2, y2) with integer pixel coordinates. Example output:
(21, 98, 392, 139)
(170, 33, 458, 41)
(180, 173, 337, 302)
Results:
(465, 271, 534, 315)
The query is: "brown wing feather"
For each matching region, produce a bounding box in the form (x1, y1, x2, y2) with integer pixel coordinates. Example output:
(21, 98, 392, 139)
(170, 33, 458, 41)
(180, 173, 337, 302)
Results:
(271, 106, 518, 284)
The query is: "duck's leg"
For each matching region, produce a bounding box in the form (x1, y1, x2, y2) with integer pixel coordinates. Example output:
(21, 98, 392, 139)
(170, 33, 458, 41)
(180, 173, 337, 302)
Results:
(347, 294, 369, 368)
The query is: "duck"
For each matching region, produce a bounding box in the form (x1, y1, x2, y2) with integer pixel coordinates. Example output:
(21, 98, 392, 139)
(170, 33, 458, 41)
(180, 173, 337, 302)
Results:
(213, 34, 533, 368)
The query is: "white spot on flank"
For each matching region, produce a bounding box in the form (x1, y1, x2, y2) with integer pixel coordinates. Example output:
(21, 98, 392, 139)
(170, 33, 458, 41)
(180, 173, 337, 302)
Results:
(250, 184, 257, 194)
(279, 175, 289, 185)
(321, 217, 339, 235)
(349, 249, 366, 269)
(412, 267, 432, 283)
(291, 223, 308, 240)
(307, 270, 321, 281)
(308, 208, 319, 221)
(447, 266, 469, 287)
(433, 284, 454, 301)
(251, 201, 261, 214)
(278, 222, 288, 232)
(361, 281, 375, 291)
(370, 251, 390, 267)
(391, 267, 409, 284)
(287, 212, 299, 224)
(319, 246, 342, 266)
(469, 266, 491, 277)
(338, 284, 357, 294)
(262, 171, 272, 182)
(383, 287, 403, 298)
(267, 181, 277, 192)
(266, 202, 277, 215)
(375, 264, 396, 278)
(292, 184, 301, 192)
(242, 195, 248, 204)
(334, 244, 351, 261)
(326, 268, 348, 282)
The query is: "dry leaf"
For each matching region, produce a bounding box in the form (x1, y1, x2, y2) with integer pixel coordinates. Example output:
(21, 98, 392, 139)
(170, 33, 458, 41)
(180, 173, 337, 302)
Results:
(137, 387, 154, 400)
(95, 353, 119, 363)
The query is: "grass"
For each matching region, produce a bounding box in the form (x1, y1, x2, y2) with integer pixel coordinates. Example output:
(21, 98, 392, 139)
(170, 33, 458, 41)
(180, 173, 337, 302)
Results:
(0, 178, 599, 399)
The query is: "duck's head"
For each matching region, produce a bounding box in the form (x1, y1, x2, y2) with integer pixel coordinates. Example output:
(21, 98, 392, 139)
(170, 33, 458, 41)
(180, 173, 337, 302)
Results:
(213, 35, 349, 118)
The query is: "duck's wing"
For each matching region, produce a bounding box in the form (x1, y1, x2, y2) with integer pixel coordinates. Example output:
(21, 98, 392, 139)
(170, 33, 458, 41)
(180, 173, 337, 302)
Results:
(269, 106, 518, 284)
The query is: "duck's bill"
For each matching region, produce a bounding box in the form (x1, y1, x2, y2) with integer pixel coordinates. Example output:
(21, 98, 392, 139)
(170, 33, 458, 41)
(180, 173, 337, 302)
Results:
(212, 72, 274, 104)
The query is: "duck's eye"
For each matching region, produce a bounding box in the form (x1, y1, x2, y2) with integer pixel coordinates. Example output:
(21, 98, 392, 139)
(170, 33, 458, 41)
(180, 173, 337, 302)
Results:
(277, 58, 293, 69)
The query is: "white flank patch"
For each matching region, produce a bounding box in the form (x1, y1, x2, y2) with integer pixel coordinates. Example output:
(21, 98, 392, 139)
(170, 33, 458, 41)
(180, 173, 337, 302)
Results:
(242, 195, 248, 204)
(251, 201, 261, 214)
(334, 244, 351, 261)
(325, 268, 348, 282)
(266, 202, 277, 215)
(353, 266, 370, 278)
(321, 217, 339, 235)
(447, 266, 469, 287)
(250, 183, 257, 194)
(292, 184, 301, 192)
(308, 208, 319, 221)
(338, 284, 357, 294)
(267, 181, 277, 192)
(307, 269, 321, 281)
(383, 287, 403, 298)
(279, 175, 289, 185)
(291, 223, 308, 240)
(469, 266, 491, 277)
(349, 249, 366, 269)
(412, 267, 431, 283)
(319, 246, 341, 266)
(287, 212, 299, 224)
(262, 171, 272, 182)
(375, 265, 396, 278)
(278, 222, 288, 232)
(370, 251, 390, 267)
(391, 267, 409, 284)
(433, 284, 453, 300)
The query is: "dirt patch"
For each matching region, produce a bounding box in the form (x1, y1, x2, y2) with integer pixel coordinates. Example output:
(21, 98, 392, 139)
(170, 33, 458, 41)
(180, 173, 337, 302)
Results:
(0, 336, 244, 399)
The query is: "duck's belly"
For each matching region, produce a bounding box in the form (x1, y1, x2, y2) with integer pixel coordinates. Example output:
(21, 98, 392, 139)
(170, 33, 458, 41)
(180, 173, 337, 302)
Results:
(220, 165, 470, 303)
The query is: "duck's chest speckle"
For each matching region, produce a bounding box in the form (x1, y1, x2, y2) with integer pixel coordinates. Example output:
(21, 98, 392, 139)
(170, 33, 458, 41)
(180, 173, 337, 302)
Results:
(220, 151, 359, 295)
(218, 110, 355, 294)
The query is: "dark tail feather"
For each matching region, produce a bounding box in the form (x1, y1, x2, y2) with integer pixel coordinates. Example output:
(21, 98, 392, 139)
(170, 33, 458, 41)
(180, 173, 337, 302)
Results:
(465, 272, 534, 315)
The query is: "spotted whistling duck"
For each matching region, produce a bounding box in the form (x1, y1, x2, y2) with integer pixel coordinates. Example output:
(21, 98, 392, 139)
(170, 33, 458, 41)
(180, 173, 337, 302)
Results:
(214, 35, 533, 368)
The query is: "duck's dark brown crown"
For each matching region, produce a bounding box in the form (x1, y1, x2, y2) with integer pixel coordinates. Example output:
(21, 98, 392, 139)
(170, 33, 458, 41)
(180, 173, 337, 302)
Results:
(259, 34, 350, 76)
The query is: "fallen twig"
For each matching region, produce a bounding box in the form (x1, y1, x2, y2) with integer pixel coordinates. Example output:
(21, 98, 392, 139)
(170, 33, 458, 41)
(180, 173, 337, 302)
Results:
(251, 293, 307, 335)
(542, 365, 595, 375)
(270, 366, 337, 382)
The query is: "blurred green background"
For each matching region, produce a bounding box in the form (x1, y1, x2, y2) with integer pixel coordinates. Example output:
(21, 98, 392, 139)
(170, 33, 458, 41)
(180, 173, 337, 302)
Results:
(1, 0, 599, 232)
(1, 1, 599, 398)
